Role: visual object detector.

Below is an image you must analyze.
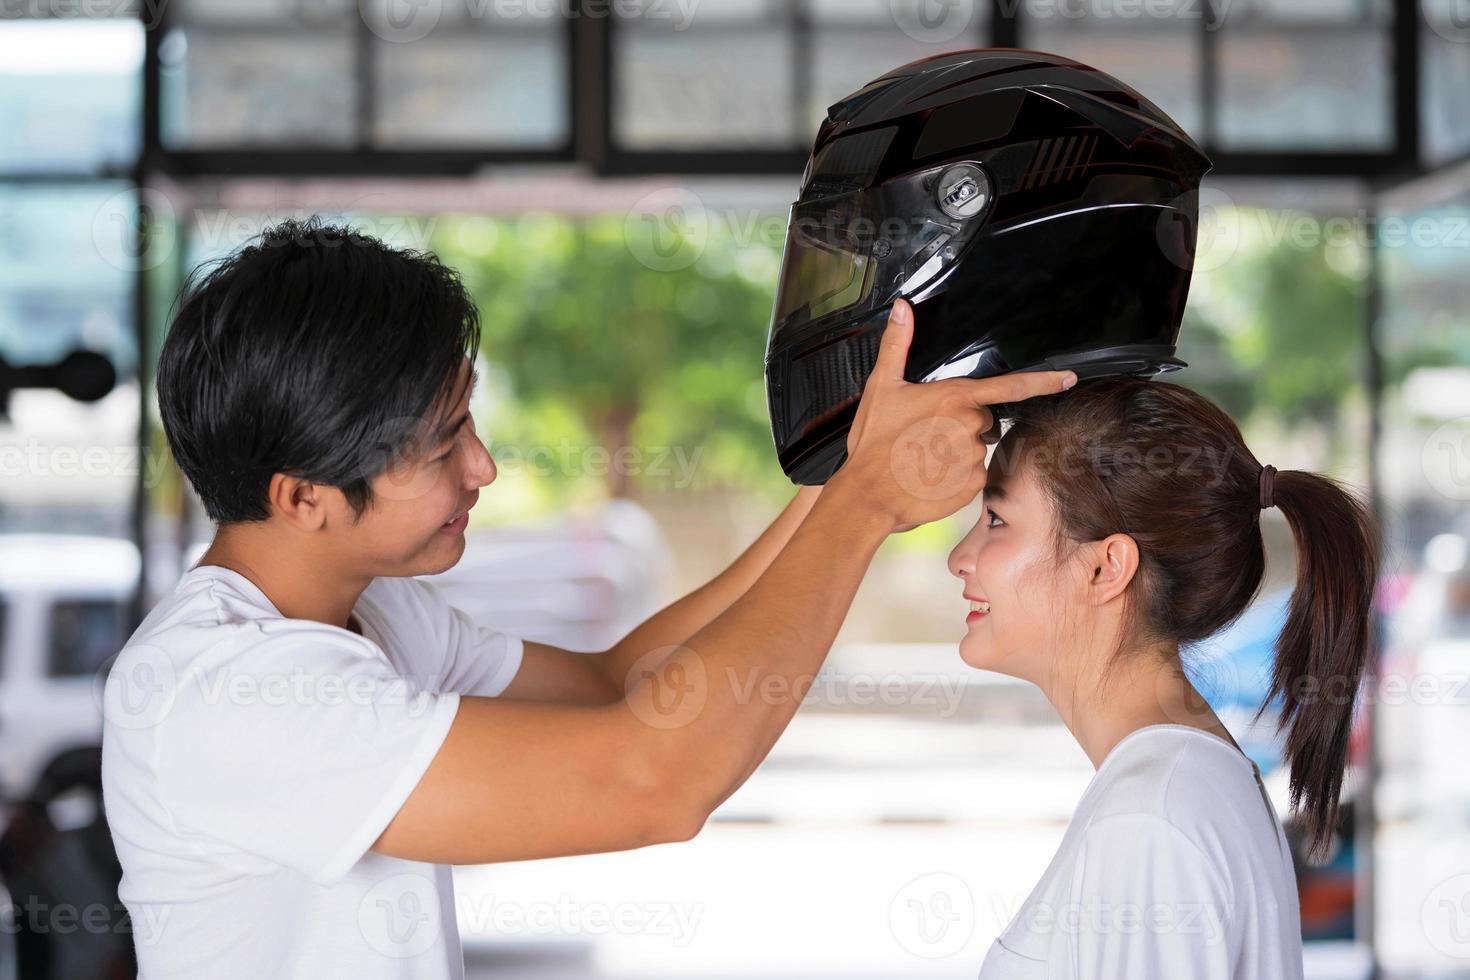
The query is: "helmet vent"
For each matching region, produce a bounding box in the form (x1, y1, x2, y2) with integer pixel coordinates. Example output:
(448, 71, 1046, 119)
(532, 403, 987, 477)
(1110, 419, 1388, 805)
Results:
(1020, 134, 1097, 190)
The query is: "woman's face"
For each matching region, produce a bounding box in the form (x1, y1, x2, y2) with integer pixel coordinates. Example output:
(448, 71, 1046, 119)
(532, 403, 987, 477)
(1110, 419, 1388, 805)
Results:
(947, 456, 1079, 680)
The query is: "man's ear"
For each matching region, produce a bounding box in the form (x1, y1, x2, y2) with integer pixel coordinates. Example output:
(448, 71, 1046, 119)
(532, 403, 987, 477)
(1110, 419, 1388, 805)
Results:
(1085, 533, 1139, 607)
(267, 472, 329, 532)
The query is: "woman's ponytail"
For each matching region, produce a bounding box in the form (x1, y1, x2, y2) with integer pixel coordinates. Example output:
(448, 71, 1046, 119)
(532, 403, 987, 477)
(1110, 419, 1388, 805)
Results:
(1253, 465, 1383, 859)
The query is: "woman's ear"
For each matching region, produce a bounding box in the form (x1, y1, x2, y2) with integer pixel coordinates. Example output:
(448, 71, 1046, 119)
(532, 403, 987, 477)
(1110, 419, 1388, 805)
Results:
(1083, 533, 1140, 606)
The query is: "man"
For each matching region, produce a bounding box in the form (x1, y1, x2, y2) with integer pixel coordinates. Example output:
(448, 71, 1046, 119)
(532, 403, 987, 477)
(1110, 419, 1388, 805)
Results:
(101, 219, 1074, 978)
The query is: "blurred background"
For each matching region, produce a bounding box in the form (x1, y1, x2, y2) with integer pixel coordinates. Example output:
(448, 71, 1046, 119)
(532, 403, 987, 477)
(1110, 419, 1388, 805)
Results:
(0, 0, 1467, 976)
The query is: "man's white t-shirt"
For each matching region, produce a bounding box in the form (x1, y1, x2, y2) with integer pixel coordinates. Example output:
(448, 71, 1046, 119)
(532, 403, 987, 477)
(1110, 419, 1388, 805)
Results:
(100, 564, 524, 979)
(977, 724, 1304, 979)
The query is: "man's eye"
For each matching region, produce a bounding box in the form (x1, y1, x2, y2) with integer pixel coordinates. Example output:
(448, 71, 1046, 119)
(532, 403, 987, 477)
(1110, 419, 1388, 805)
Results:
(432, 449, 453, 464)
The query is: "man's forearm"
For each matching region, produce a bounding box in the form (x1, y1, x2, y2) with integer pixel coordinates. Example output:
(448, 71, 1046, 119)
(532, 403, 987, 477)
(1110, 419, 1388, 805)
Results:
(595, 484, 821, 691)
(624, 475, 889, 818)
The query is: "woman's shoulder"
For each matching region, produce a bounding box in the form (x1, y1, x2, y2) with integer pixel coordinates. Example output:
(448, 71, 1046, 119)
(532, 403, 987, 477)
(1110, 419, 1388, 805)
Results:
(1077, 723, 1296, 908)
(986, 725, 1300, 974)
(1084, 724, 1267, 836)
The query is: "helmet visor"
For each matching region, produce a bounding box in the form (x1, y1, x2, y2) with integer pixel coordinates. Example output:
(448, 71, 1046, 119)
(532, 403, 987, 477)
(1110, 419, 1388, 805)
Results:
(767, 162, 993, 352)
(770, 194, 880, 332)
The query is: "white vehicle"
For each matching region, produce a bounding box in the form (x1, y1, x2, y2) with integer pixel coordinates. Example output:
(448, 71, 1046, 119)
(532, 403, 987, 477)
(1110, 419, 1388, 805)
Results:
(0, 534, 140, 804)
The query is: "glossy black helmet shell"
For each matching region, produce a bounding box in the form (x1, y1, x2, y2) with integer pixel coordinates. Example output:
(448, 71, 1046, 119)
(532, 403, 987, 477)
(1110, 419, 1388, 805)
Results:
(765, 48, 1212, 485)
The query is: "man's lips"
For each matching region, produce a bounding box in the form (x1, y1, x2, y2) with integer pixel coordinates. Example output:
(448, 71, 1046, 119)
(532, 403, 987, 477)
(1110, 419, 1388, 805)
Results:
(443, 493, 479, 526)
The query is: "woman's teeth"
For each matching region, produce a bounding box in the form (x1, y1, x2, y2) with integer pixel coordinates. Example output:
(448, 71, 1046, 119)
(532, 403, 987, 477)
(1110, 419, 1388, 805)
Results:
(969, 600, 990, 613)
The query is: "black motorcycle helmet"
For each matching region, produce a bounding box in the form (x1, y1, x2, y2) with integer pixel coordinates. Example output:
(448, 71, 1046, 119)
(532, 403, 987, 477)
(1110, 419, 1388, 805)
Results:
(765, 48, 1213, 484)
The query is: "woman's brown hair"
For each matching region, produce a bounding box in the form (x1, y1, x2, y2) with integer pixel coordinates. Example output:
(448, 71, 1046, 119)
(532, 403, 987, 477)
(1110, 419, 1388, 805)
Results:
(993, 377, 1382, 857)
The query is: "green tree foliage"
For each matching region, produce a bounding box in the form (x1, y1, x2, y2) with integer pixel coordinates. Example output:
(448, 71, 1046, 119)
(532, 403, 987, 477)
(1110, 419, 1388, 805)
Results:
(434, 213, 789, 501)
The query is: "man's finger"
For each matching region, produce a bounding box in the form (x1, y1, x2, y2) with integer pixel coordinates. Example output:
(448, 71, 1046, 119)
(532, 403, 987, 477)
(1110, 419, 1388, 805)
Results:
(953, 368, 1077, 410)
(871, 299, 914, 383)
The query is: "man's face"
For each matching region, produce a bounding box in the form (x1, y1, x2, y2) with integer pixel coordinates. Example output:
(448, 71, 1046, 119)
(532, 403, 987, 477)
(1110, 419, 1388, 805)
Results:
(329, 355, 497, 578)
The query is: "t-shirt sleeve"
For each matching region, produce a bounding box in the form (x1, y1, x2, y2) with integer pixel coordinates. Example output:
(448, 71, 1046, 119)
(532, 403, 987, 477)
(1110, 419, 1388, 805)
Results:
(407, 577, 524, 697)
(1064, 813, 1235, 979)
(156, 630, 461, 886)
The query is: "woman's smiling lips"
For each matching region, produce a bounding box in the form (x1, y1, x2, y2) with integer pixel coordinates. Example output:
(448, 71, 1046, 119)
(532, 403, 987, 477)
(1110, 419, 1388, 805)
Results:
(965, 593, 990, 624)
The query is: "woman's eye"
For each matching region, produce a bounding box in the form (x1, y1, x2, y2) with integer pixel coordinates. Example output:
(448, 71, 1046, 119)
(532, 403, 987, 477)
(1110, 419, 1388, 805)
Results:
(985, 508, 1004, 528)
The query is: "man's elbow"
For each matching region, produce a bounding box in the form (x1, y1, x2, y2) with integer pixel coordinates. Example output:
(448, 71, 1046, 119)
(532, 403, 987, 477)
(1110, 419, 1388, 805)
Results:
(620, 735, 715, 846)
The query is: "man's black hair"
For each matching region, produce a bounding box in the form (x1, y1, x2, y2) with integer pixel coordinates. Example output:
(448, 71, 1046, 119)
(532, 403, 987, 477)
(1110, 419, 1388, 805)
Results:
(157, 217, 481, 525)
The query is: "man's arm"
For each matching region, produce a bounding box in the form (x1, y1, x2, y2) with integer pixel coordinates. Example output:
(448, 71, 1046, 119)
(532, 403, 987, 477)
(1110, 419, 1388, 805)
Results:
(373, 477, 888, 864)
(372, 300, 1076, 864)
(499, 486, 821, 706)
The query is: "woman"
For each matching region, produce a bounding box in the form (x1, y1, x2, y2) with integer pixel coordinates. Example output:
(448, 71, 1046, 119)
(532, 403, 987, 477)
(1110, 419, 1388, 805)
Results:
(951, 377, 1381, 978)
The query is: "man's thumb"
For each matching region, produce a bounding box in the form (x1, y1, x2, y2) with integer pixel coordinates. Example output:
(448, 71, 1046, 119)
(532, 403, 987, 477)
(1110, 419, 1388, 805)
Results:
(874, 299, 913, 381)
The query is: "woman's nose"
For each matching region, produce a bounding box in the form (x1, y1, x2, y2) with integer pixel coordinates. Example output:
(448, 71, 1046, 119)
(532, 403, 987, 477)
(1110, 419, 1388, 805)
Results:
(948, 541, 973, 580)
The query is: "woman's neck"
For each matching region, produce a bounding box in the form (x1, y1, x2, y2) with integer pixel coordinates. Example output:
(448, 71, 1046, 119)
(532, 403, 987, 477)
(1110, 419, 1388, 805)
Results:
(1036, 645, 1242, 770)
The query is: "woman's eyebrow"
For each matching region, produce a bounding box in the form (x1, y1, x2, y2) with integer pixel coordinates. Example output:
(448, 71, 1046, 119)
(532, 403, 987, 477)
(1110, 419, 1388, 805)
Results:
(984, 482, 1008, 503)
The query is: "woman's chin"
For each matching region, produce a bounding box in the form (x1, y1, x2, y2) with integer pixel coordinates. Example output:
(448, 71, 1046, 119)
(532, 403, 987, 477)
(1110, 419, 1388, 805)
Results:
(958, 636, 1001, 672)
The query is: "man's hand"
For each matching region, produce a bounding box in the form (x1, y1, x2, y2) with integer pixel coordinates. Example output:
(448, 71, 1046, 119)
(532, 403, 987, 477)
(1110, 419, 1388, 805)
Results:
(839, 299, 1075, 533)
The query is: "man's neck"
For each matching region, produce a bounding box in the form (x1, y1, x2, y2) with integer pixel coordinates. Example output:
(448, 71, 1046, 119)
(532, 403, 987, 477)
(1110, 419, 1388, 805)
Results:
(195, 526, 370, 633)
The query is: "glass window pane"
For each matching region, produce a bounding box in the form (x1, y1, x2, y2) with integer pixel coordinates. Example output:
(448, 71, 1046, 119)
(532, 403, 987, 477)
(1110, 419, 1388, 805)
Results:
(0, 19, 142, 173)
(49, 599, 128, 677)
(1218, 0, 1392, 149)
(176, 0, 355, 21)
(1373, 175, 1470, 973)
(1026, 1, 1201, 142)
(0, 184, 136, 375)
(812, 0, 987, 37)
(1422, 1, 1470, 165)
(160, 29, 357, 147)
(0, 184, 139, 535)
(808, 0, 988, 137)
(615, 0, 795, 149)
(810, 31, 948, 134)
(373, 33, 569, 147)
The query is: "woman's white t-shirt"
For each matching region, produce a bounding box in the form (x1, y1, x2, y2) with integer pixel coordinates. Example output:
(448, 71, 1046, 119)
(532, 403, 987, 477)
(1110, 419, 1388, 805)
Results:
(100, 564, 524, 980)
(977, 724, 1304, 979)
